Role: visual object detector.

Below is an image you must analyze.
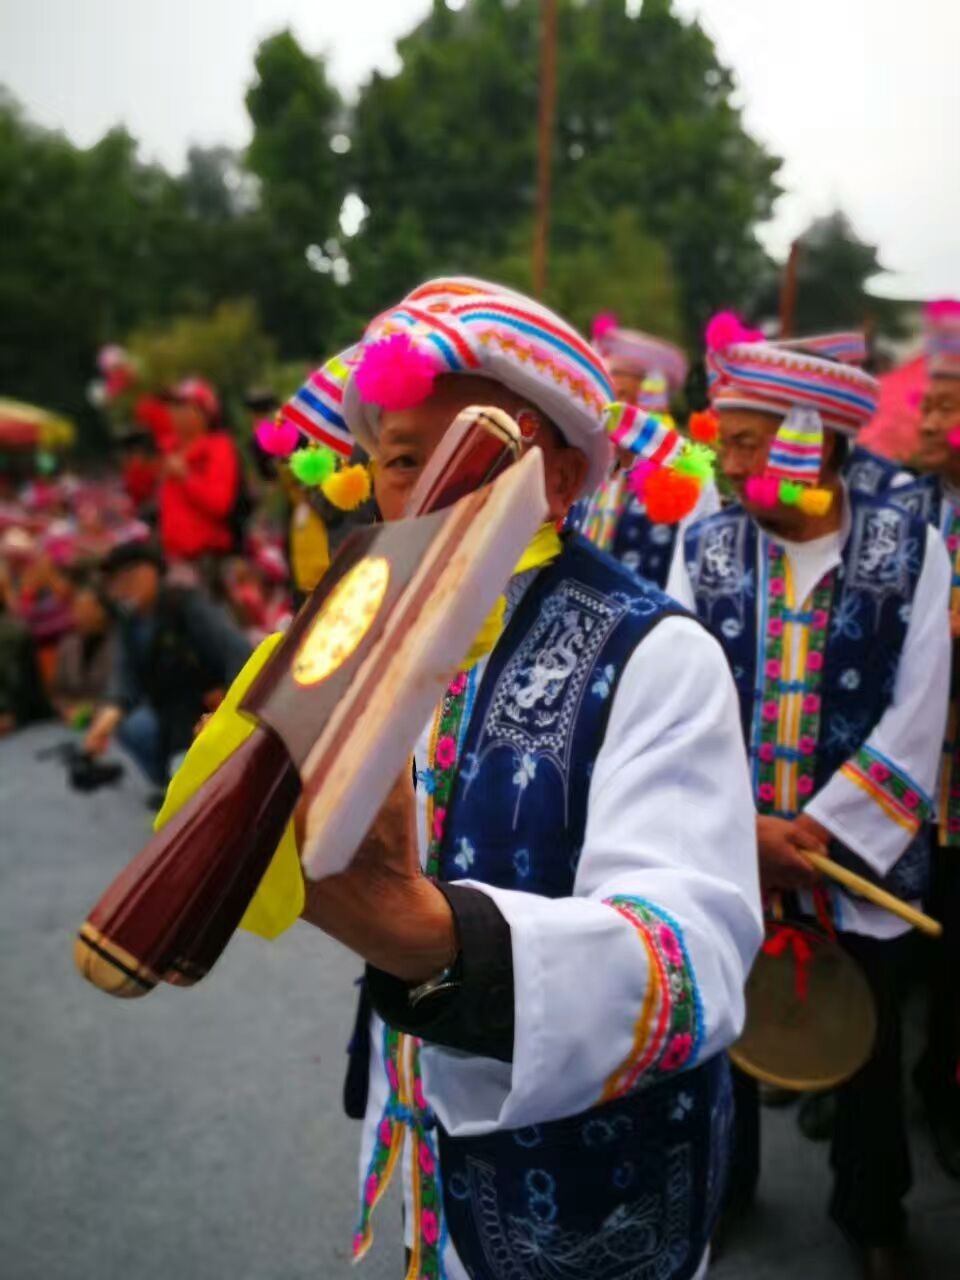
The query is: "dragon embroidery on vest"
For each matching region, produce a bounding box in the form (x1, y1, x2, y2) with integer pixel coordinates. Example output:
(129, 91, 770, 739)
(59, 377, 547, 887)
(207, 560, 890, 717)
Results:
(688, 514, 752, 626)
(474, 581, 627, 786)
(845, 505, 913, 623)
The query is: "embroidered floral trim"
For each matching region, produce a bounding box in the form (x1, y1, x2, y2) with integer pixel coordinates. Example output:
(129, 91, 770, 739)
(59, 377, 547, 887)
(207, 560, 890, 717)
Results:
(580, 471, 630, 553)
(354, 1031, 447, 1278)
(840, 744, 931, 836)
(600, 897, 703, 1102)
(754, 544, 834, 816)
(425, 669, 474, 877)
(353, 1026, 406, 1262)
(354, 672, 476, 1273)
(407, 1045, 446, 1279)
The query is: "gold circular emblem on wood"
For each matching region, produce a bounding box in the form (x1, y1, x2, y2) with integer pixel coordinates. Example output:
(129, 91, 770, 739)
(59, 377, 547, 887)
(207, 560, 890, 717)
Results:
(292, 556, 390, 687)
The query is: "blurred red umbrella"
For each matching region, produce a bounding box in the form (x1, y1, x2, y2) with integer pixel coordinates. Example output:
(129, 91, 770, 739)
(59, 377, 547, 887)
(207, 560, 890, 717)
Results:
(0, 398, 75, 450)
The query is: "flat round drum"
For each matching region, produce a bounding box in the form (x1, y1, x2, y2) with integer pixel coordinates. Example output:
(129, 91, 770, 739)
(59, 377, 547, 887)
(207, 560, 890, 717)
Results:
(730, 922, 877, 1092)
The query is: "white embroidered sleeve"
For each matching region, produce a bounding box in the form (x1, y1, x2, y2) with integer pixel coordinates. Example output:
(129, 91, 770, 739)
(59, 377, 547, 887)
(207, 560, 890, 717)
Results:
(420, 617, 763, 1136)
(804, 526, 952, 875)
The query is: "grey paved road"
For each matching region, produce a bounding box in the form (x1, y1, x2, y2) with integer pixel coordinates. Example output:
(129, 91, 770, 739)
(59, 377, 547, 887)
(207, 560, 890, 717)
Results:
(2, 724, 958, 1280)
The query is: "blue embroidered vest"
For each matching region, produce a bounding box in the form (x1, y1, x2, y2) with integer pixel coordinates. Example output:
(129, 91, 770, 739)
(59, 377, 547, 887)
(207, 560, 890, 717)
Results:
(683, 498, 929, 899)
(567, 496, 677, 589)
(435, 536, 732, 1280)
(610, 500, 678, 590)
(846, 445, 943, 524)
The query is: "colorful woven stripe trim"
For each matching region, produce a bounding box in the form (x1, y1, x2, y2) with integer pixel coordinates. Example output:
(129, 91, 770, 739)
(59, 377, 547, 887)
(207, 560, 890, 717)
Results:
(600, 896, 703, 1103)
(390, 306, 482, 371)
(453, 299, 612, 401)
(839, 745, 931, 835)
(637, 375, 670, 413)
(354, 1030, 446, 1279)
(282, 353, 355, 456)
(407, 278, 488, 304)
(708, 347, 879, 428)
(471, 329, 605, 413)
(767, 429, 822, 481)
(712, 358, 877, 418)
(777, 332, 868, 367)
(605, 403, 684, 466)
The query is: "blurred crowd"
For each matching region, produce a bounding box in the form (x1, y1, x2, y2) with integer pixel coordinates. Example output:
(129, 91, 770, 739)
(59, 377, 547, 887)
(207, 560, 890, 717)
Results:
(0, 376, 374, 801)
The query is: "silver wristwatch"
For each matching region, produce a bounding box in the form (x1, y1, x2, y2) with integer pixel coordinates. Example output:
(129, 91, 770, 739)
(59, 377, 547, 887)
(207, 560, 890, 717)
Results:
(407, 954, 463, 1011)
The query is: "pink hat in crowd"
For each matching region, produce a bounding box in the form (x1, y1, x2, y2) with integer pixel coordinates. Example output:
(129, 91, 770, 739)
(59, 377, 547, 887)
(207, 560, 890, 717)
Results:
(164, 377, 221, 423)
(925, 300, 960, 380)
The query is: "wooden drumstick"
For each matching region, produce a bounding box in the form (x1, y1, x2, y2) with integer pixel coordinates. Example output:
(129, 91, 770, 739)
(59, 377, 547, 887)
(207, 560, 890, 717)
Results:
(802, 851, 942, 938)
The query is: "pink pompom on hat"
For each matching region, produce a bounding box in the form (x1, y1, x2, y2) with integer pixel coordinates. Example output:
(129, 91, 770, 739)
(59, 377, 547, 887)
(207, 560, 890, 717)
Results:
(281, 278, 617, 495)
(591, 315, 689, 392)
(705, 312, 879, 436)
(925, 300, 960, 379)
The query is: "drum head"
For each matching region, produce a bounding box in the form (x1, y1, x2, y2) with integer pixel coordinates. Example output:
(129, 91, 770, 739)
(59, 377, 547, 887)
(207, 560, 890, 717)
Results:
(729, 922, 877, 1091)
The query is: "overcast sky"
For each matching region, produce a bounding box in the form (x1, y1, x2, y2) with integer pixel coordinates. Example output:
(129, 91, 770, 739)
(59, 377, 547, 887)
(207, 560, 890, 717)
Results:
(1, 0, 957, 299)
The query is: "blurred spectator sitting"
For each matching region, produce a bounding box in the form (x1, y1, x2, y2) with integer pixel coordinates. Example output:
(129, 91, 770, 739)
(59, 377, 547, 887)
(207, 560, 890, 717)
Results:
(157, 378, 243, 566)
(50, 578, 114, 729)
(84, 541, 250, 793)
(0, 564, 50, 736)
(12, 547, 74, 685)
(223, 540, 293, 644)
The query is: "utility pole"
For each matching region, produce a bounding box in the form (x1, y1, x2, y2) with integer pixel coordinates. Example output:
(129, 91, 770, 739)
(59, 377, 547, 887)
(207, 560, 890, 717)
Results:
(779, 238, 802, 338)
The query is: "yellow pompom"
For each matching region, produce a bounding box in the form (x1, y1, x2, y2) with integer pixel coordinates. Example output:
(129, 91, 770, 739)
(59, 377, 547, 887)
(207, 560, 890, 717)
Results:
(797, 487, 833, 516)
(321, 464, 372, 511)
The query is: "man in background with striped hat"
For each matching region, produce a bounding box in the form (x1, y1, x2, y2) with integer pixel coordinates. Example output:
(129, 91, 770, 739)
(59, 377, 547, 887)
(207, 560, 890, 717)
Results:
(668, 318, 951, 1279)
(571, 317, 719, 587)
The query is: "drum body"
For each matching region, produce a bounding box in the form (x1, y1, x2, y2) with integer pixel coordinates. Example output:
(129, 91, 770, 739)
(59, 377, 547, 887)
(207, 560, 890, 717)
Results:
(730, 921, 877, 1091)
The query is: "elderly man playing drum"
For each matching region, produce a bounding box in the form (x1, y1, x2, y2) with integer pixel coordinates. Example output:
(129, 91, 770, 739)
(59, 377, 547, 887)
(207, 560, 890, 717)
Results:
(668, 320, 951, 1280)
(277, 279, 761, 1280)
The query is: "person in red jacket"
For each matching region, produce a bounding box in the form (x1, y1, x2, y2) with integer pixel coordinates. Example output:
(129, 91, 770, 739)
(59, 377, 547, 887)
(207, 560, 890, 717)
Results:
(157, 378, 241, 566)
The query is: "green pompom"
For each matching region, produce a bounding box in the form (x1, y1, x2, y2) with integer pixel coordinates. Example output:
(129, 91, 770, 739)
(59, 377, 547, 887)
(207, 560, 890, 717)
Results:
(289, 446, 337, 487)
(674, 441, 715, 484)
(779, 480, 804, 506)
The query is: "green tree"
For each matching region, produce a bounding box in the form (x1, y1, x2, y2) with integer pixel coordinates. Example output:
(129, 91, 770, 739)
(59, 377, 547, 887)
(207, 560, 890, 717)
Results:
(0, 93, 202, 447)
(347, 0, 781, 338)
(482, 208, 684, 340)
(757, 212, 907, 340)
(124, 300, 275, 424)
(244, 31, 349, 355)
